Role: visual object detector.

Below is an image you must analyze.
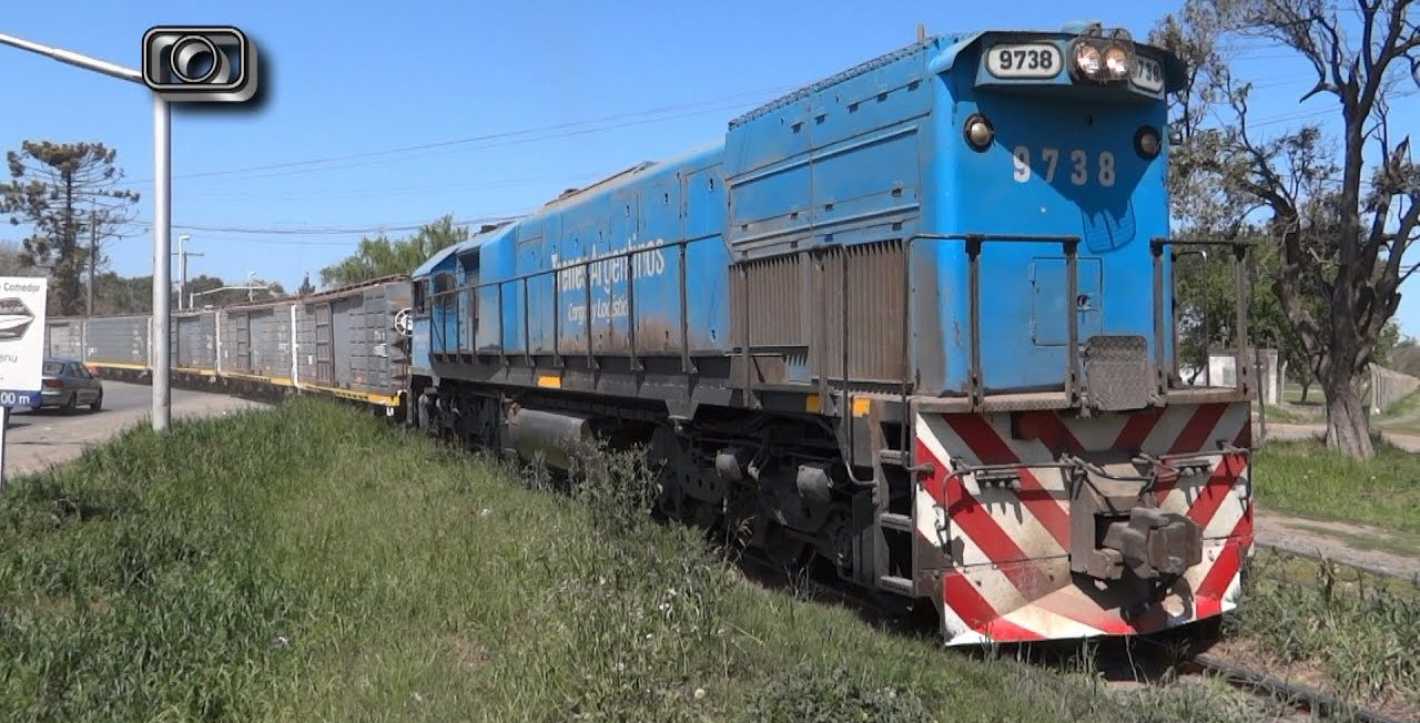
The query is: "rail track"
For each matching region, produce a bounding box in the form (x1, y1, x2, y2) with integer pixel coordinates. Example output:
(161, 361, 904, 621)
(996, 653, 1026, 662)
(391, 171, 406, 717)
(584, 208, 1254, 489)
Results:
(733, 549, 1407, 723)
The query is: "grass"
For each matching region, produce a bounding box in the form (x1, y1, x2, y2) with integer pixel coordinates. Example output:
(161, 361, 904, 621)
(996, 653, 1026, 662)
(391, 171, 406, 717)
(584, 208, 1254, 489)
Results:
(1226, 548, 1420, 717)
(1254, 438, 1420, 536)
(1377, 390, 1420, 436)
(1280, 384, 1324, 408)
(1257, 403, 1315, 425)
(0, 398, 1269, 722)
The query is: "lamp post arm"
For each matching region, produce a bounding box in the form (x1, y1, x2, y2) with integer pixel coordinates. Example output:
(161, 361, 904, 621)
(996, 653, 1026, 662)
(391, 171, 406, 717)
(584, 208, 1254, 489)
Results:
(0, 32, 143, 84)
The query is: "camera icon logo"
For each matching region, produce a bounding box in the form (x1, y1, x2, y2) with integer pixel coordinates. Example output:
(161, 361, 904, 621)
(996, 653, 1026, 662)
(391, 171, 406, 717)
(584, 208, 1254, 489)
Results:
(142, 26, 258, 102)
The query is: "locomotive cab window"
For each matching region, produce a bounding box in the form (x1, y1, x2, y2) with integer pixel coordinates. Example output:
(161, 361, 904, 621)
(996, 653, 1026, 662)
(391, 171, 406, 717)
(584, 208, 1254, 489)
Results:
(433, 273, 456, 311)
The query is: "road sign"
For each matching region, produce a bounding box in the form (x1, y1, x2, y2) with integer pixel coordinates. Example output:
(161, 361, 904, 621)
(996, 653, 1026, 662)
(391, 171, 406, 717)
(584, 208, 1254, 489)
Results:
(0, 277, 46, 491)
(0, 277, 46, 403)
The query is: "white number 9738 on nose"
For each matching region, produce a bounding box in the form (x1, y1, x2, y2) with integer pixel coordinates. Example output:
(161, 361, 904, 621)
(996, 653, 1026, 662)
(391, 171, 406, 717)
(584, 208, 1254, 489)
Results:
(1011, 146, 1116, 188)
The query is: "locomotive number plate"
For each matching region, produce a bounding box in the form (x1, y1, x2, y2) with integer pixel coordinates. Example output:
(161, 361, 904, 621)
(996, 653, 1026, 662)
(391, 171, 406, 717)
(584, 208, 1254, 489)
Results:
(985, 43, 1062, 79)
(1132, 55, 1165, 93)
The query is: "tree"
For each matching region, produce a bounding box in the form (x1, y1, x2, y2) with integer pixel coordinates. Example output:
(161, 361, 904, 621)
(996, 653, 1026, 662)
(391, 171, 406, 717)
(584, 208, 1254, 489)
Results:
(1164, 0, 1420, 458)
(0, 141, 139, 316)
(298, 274, 316, 296)
(320, 214, 470, 287)
(182, 274, 285, 307)
(0, 240, 42, 277)
(85, 272, 289, 314)
(1172, 230, 1296, 379)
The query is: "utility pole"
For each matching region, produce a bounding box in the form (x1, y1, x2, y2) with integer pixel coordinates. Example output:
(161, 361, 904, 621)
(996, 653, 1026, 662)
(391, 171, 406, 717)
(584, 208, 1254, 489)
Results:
(87, 210, 97, 317)
(177, 234, 187, 311)
(0, 31, 174, 432)
(173, 234, 203, 311)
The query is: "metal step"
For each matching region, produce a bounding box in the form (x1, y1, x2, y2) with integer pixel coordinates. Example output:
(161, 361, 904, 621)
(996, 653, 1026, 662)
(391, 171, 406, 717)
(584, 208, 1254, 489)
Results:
(878, 449, 908, 467)
(879, 448, 933, 476)
(878, 512, 913, 533)
(878, 575, 914, 596)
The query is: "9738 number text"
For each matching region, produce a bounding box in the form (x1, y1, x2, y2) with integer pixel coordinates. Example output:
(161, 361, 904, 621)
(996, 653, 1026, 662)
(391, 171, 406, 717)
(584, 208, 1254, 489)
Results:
(1010, 146, 1116, 187)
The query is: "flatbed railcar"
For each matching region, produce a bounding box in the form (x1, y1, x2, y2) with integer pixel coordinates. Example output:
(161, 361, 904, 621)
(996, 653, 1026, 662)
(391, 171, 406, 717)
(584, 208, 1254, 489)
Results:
(408, 25, 1256, 645)
(41, 275, 413, 411)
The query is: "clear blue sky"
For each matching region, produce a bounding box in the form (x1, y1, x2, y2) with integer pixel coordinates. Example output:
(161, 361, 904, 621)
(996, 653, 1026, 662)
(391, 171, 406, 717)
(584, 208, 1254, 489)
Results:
(2, 1, 1416, 334)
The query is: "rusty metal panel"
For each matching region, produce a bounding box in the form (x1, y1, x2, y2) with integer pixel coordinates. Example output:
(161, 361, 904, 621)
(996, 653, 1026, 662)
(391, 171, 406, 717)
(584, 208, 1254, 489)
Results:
(730, 240, 904, 387)
(816, 240, 906, 384)
(730, 252, 804, 349)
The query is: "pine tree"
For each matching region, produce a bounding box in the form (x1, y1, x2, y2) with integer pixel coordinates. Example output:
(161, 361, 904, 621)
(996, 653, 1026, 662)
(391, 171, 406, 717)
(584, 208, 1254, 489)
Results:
(0, 141, 139, 315)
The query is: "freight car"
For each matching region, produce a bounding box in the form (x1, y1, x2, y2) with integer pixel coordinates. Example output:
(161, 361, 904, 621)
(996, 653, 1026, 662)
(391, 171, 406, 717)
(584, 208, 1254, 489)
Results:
(41, 276, 412, 411)
(408, 25, 1255, 645)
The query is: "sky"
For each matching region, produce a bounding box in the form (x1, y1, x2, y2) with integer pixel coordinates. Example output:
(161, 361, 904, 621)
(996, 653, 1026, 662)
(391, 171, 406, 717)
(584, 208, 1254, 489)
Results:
(1, 1, 1417, 333)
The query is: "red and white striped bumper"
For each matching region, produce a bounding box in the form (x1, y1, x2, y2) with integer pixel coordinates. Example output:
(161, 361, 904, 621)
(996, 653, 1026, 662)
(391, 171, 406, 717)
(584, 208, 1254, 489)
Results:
(912, 402, 1253, 646)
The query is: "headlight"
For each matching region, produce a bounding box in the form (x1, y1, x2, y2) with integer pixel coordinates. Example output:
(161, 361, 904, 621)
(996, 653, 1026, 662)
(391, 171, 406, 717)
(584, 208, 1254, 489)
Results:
(1074, 43, 1102, 79)
(963, 114, 995, 152)
(1135, 126, 1161, 159)
(1103, 44, 1132, 80)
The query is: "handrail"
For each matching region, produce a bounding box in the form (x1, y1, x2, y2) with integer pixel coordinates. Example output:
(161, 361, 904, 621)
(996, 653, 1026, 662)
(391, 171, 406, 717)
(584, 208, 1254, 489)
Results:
(1150, 238, 1252, 400)
(426, 237, 700, 370)
(424, 231, 1135, 421)
(903, 233, 1083, 412)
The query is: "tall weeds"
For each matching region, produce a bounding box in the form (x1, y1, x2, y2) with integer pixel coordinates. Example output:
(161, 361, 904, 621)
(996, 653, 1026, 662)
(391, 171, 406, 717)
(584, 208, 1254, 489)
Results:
(1228, 549, 1420, 708)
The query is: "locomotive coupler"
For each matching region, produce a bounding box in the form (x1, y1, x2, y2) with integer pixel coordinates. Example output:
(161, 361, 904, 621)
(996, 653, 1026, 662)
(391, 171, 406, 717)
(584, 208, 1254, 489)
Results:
(1064, 456, 1203, 581)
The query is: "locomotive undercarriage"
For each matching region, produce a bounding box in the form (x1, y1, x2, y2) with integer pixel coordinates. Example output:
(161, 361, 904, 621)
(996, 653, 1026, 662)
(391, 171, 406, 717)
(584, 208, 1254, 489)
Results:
(412, 377, 917, 602)
(413, 372, 1247, 649)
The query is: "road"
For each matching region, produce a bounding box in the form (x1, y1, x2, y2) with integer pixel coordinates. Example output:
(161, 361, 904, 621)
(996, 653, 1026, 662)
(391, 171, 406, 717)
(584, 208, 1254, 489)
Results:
(4, 380, 267, 479)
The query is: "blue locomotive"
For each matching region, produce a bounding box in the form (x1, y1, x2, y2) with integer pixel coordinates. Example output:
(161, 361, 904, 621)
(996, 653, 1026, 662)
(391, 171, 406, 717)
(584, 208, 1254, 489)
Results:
(408, 26, 1255, 645)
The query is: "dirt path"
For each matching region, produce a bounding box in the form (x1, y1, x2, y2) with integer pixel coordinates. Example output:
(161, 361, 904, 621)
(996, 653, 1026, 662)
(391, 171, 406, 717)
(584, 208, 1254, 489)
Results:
(1260, 421, 1420, 452)
(1255, 509, 1420, 580)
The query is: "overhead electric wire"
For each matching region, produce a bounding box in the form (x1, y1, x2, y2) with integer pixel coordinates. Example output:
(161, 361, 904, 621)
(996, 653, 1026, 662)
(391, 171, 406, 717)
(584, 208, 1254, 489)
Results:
(126, 212, 528, 237)
(115, 86, 792, 187)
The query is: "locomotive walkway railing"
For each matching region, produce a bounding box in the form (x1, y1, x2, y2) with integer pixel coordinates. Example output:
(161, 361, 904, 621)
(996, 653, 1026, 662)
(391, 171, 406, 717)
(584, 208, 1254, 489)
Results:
(901, 233, 1084, 412)
(425, 232, 1253, 416)
(428, 235, 701, 377)
(1151, 238, 1252, 400)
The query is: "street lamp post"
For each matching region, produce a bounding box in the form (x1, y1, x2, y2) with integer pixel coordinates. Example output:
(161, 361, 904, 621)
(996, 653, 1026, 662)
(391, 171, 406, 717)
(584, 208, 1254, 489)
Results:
(0, 31, 172, 432)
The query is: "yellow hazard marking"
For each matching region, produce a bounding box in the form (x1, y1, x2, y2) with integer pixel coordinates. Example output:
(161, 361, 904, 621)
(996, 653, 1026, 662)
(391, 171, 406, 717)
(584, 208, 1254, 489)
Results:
(805, 394, 822, 413)
(88, 362, 148, 371)
(296, 382, 401, 408)
(852, 397, 871, 417)
(537, 374, 562, 389)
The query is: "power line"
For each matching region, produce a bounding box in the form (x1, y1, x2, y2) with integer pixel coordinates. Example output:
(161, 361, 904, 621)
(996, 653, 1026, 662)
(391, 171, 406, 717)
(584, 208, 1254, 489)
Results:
(116, 87, 790, 187)
(125, 212, 527, 238)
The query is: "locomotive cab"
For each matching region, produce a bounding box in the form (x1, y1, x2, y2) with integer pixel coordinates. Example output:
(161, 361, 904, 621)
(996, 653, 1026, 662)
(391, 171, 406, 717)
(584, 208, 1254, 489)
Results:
(925, 24, 1183, 399)
(904, 28, 1254, 644)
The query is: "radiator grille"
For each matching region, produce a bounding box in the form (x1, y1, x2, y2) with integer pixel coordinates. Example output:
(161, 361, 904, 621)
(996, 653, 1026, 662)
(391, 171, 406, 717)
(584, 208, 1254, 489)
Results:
(731, 240, 905, 385)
